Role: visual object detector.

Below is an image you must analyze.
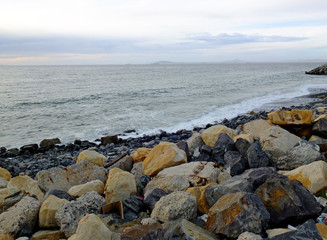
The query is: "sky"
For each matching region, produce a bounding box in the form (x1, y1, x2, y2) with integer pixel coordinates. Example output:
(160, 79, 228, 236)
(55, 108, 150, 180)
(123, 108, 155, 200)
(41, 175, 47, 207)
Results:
(0, 0, 327, 64)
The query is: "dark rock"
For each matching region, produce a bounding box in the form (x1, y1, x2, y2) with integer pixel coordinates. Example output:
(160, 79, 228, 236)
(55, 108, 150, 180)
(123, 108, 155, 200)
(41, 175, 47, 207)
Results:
(235, 138, 251, 157)
(201, 145, 213, 155)
(43, 189, 74, 202)
(223, 151, 248, 176)
(101, 135, 119, 145)
(107, 155, 133, 172)
(122, 196, 145, 220)
(212, 133, 235, 166)
(4, 148, 20, 157)
(80, 140, 97, 149)
(144, 188, 167, 211)
(0, 147, 6, 154)
(177, 141, 191, 162)
(313, 118, 327, 137)
(193, 152, 213, 162)
(136, 175, 151, 196)
(305, 64, 327, 75)
(120, 222, 163, 240)
(20, 144, 38, 154)
(247, 141, 270, 168)
(255, 176, 322, 225)
(40, 138, 61, 149)
(239, 167, 279, 190)
(74, 139, 82, 145)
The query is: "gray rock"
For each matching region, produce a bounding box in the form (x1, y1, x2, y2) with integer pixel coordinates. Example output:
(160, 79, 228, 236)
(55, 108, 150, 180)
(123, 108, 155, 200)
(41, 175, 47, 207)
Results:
(144, 175, 190, 194)
(0, 190, 24, 214)
(136, 175, 151, 196)
(186, 131, 204, 157)
(177, 140, 191, 162)
(144, 188, 168, 211)
(43, 189, 74, 202)
(131, 162, 145, 178)
(0, 196, 40, 238)
(20, 144, 38, 154)
(306, 64, 327, 75)
(239, 167, 279, 190)
(0, 177, 9, 189)
(55, 191, 106, 237)
(107, 155, 134, 172)
(36, 160, 107, 192)
(247, 141, 270, 168)
(275, 140, 325, 170)
(120, 222, 163, 240)
(235, 138, 251, 157)
(212, 133, 235, 165)
(122, 196, 145, 220)
(40, 138, 61, 149)
(223, 151, 248, 176)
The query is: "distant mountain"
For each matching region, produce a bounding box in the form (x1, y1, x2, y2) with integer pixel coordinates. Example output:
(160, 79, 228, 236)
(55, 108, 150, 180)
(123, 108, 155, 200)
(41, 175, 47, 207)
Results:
(151, 61, 175, 65)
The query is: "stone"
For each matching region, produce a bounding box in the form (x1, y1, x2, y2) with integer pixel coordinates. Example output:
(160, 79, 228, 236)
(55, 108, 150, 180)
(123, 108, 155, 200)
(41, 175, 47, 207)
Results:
(101, 135, 119, 145)
(55, 191, 106, 238)
(186, 183, 218, 214)
(201, 125, 237, 147)
(239, 167, 279, 190)
(316, 223, 327, 239)
(205, 176, 253, 207)
(36, 160, 107, 192)
(8, 176, 44, 201)
(67, 214, 112, 240)
(40, 138, 61, 149)
(141, 218, 158, 225)
(234, 134, 254, 143)
(309, 135, 327, 145)
(313, 118, 327, 137)
(0, 196, 40, 238)
(266, 228, 295, 238)
(235, 138, 251, 157)
(223, 151, 248, 176)
(218, 171, 231, 183)
(186, 131, 204, 156)
(260, 125, 301, 160)
(0, 189, 24, 214)
(107, 155, 133, 172)
(151, 191, 197, 222)
(275, 140, 325, 170)
(105, 168, 137, 204)
(0, 178, 8, 189)
(43, 189, 74, 202)
(0, 234, 14, 240)
(136, 175, 151, 196)
(144, 188, 168, 212)
(122, 196, 145, 220)
(119, 222, 163, 240)
(306, 64, 327, 75)
(268, 109, 315, 126)
(143, 142, 187, 176)
(282, 160, 327, 194)
(237, 231, 263, 240)
(39, 195, 69, 228)
(76, 150, 107, 166)
(0, 188, 19, 204)
(68, 179, 104, 198)
(20, 144, 38, 154)
(212, 133, 235, 165)
(30, 230, 66, 240)
(206, 192, 270, 238)
(131, 162, 145, 178)
(247, 141, 270, 168)
(0, 168, 11, 181)
(130, 147, 152, 163)
(156, 161, 220, 186)
(242, 119, 273, 140)
(177, 140, 191, 162)
(255, 176, 322, 224)
(144, 176, 190, 194)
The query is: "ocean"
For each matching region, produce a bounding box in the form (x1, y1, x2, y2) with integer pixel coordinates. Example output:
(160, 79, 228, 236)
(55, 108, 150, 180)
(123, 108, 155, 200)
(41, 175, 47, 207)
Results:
(1, 62, 326, 149)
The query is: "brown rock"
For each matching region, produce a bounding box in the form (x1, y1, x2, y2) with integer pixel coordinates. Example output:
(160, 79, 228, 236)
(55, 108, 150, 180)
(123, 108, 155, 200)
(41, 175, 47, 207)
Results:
(0, 168, 11, 181)
(268, 109, 315, 126)
(316, 223, 327, 239)
(76, 150, 107, 166)
(0, 234, 14, 240)
(119, 223, 163, 240)
(101, 135, 119, 145)
(130, 147, 152, 163)
(40, 138, 61, 149)
(201, 125, 238, 147)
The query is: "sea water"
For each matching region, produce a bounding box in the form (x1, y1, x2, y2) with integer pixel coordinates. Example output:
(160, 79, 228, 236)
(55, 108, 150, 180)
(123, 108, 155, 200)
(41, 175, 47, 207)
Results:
(1, 62, 326, 149)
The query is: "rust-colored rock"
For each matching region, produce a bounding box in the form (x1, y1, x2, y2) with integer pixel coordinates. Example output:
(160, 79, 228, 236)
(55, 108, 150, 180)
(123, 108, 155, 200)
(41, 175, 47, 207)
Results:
(130, 147, 152, 163)
(268, 109, 315, 126)
(201, 125, 238, 147)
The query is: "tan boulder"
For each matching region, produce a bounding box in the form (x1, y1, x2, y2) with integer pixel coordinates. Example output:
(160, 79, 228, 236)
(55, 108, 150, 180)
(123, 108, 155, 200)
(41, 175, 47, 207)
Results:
(186, 182, 218, 213)
(242, 119, 273, 140)
(105, 168, 137, 204)
(282, 160, 327, 194)
(316, 223, 327, 239)
(233, 134, 254, 143)
(77, 150, 107, 166)
(201, 125, 238, 147)
(0, 234, 14, 240)
(268, 109, 315, 126)
(0, 188, 19, 204)
(143, 142, 187, 176)
(30, 230, 65, 240)
(0, 178, 8, 189)
(68, 214, 112, 240)
(39, 195, 69, 228)
(144, 175, 190, 194)
(0, 168, 11, 181)
(68, 180, 104, 198)
(8, 175, 44, 201)
(130, 147, 152, 162)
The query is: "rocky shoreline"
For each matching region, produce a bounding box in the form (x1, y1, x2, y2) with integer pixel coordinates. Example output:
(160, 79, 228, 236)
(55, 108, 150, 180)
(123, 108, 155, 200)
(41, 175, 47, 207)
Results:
(1, 92, 327, 239)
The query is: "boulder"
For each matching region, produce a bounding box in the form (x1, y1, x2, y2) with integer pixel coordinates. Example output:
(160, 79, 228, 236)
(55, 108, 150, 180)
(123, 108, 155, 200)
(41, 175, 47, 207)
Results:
(186, 182, 218, 214)
(305, 64, 327, 75)
(122, 196, 145, 220)
(119, 222, 163, 240)
(130, 147, 152, 163)
(206, 192, 270, 238)
(131, 162, 145, 178)
(255, 176, 322, 224)
(275, 140, 325, 170)
(107, 155, 133, 172)
(143, 142, 187, 177)
(247, 141, 270, 168)
(105, 168, 137, 204)
(233, 134, 254, 143)
(313, 118, 327, 137)
(55, 191, 106, 237)
(151, 191, 197, 222)
(235, 138, 251, 157)
(260, 126, 301, 160)
(39, 138, 61, 149)
(316, 223, 327, 239)
(268, 109, 315, 126)
(101, 135, 119, 145)
(0, 234, 14, 240)
(144, 188, 168, 212)
(39, 195, 69, 228)
(156, 161, 220, 186)
(177, 140, 191, 162)
(282, 160, 327, 194)
(0, 189, 24, 214)
(30, 230, 65, 240)
(8, 176, 44, 201)
(43, 189, 74, 202)
(201, 125, 237, 147)
(266, 228, 294, 238)
(144, 175, 190, 194)
(68, 180, 104, 198)
(76, 150, 107, 166)
(242, 119, 273, 140)
(36, 160, 107, 192)
(0, 178, 8, 189)
(20, 144, 38, 154)
(223, 151, 248, 176)
(0, 187, 19, 205)
(212, 133, 235, 165)
(0, 168, 11, 181)
(239, 167, 279, 190)
(186, 131, 204, 156)
(136, 175, 151, 196)
(67, 214, 112, 240)
(0, 196, 40, 238)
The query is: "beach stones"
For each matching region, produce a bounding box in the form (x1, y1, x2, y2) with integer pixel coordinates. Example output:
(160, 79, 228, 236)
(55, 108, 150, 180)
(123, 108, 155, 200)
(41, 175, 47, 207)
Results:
(76, 150, 107, 166)
(201, 125, 237, 147)
(143, 142, 187, 176)
(39, 195, 68, 228)
(68, 180, 104, 198)
(268, 109, 315, 126)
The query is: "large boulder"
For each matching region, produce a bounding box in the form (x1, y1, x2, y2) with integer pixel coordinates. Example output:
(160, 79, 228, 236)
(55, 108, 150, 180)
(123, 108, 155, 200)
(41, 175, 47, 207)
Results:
(151, 191, 197, 222)
(275, 140, 325, 170)
(39, 138, 61, 149)
(76, 150, 107, 167)
(156, 161, 220, 186)
(201, 125, 237, 147)
(186, 131, 204, 156)
(282, 160, 327, 194)
(8, 176, 44, 201)
(255, 176, 322, 224)
(130, 147, 152, 163)
(143, 142, 187, 177)
(313, 118, 327, 137)
(223, 151, 248, 176)
(238, 167, 279, 190)
(268, 109, 315, 126)
(0, 167, 11, 181)
(39, 195, 68, 228)
(36, 161, 107, 192)
(246, 141, 270, 168)
(0, 196, 40, 238)
(212, 133, 235, 165)
(144, 176, 190, 194)
(242, 119, 273, 140)
(144, 188, 167, 212)
(55, 191, 106, 238)
(105, 168, 137, 204)
(305, 64, 327, 75)
(68, 180, 104, 198)
(206, 192, 270, 238)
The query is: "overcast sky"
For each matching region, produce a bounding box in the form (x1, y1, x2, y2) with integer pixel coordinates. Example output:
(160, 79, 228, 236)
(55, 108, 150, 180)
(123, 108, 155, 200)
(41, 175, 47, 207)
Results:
(1, 0, 327, 64)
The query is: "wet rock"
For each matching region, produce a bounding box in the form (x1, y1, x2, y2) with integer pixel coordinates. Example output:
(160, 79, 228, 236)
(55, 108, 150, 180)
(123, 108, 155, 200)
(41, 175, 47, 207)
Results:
(144, 188, 167, 212)
(144, 175, 190, 194)
(268, 109, 316, 126)
(55, 191, 106, 237)
(201, 125, 237, 147)
(223, 151, 248, 176)
(206, 192, 270, 238)
(8, 175, 44, 201)
(39, 138, 61, 149)
(30, 230, 65, 240)
(119, 222, 163, 240)
(3, 148, 19, 157)
(212, 133, 235, 165)
(151, 191, 197, 222)
(68, 179, 104, 198)
(20, 144, 38, 154)
(76, 150, 107, 166)
(247, 141, 270, 168)
(101, 135, 119, 145)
